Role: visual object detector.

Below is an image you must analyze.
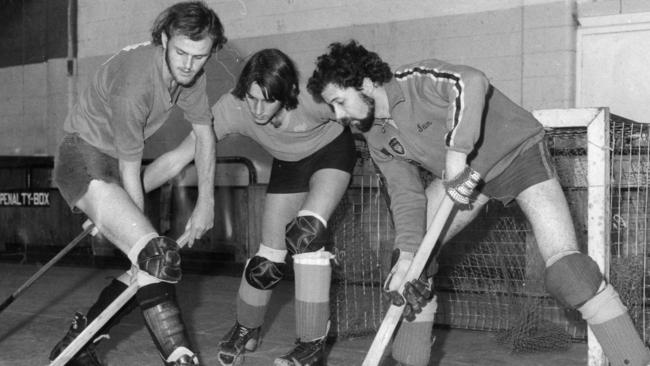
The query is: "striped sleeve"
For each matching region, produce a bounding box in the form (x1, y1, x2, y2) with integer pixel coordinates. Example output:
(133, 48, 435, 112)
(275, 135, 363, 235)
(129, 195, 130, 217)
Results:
(396, 62, 490, 155)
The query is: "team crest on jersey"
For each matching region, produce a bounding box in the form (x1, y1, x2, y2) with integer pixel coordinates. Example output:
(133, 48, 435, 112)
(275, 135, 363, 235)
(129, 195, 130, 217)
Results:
(389, 138, 405, 155)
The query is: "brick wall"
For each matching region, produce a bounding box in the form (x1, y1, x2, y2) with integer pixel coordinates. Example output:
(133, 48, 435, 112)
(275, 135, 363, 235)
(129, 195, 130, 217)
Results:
(0, 0, 581, 158)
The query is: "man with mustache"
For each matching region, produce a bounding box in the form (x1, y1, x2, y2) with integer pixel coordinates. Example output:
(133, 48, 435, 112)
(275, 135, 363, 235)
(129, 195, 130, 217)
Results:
(307, 40, 650, 366)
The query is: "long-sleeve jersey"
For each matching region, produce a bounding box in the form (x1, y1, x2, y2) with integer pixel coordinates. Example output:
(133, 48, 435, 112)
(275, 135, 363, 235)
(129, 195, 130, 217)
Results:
(212, 89, 343, 162)
(364, 59, 545, 253)
(64, 42, 213, 161)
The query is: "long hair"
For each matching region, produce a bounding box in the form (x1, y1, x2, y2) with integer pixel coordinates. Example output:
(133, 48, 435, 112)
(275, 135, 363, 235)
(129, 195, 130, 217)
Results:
(151, 1, 227, 52)
(308, 40, 392, 102)
(232, 48, 300, 111)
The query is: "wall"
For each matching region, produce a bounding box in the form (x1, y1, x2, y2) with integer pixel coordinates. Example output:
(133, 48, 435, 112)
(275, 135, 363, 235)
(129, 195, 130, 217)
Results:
(576, 0, 650, 122)
(0, 0, 579, 161)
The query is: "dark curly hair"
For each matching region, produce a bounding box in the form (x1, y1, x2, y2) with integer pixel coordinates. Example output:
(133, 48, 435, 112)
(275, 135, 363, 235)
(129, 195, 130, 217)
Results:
(307, 40, 392, 102)
(151, 1, 227, 52)
(232, 48, 300, 111)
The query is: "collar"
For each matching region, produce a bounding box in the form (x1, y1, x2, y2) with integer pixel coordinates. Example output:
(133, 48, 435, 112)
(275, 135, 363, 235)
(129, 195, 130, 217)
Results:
(371, 78, 404, 130)
(383, 78, 406, 115)
(154, 46, 181, 104)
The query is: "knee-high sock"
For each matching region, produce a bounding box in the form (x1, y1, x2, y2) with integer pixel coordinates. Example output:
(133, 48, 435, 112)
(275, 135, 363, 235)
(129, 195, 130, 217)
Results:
(236, 275, 273, 328)
(236, 244, 286, 328)
(293, 251, 332, 341)
(392, 296, 437, 366)
(579, 284, 650, 366)
(86, 277, 138, 343)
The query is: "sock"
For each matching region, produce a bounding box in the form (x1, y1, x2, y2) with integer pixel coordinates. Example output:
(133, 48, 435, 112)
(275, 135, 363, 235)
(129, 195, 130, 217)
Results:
(237, 274, 272, 328)
(392, 296, 437, 366)
(293, 251, 332, 341)
(579, 284, 650, 366)
(86, 278, 138, 343)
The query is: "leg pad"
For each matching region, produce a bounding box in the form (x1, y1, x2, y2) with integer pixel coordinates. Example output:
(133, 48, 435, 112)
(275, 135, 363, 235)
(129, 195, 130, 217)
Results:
(544, 252, 602, 308)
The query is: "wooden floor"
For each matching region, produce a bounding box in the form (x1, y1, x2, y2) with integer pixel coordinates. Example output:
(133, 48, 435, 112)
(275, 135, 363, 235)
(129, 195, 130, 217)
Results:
(0, 263, 588, 365)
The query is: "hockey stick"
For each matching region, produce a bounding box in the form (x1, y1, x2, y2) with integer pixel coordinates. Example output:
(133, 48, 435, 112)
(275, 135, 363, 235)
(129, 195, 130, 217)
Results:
(0, 220, 96, 314)
(49, 232, 190, 366)
(362, 196, 455, 366)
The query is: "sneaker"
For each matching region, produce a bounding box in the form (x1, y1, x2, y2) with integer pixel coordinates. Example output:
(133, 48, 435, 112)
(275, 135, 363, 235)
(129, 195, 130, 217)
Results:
(217, 321, 261, 366)
(167, 353, 199, 366)
(273, 335, 326, 366)
(49, 312, 104, 366)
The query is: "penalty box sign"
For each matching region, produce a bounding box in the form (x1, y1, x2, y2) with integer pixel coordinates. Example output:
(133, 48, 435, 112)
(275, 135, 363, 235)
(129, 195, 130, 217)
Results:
(0, 190, 50, 207)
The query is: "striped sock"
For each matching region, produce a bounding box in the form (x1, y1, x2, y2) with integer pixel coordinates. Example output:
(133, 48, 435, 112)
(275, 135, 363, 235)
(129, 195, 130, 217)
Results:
(392, 296, 437, 366)
(236, 274, 272, 328)
(293, 251, 332, 340)
(579, 284, 650, 366)
(590, 314, 650, 366)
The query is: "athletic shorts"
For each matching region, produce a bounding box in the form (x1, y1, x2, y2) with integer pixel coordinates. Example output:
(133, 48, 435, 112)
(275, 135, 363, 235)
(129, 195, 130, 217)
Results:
(481, 140, 557, 205)
(267, 127, 357, 194)
(53, 133, 121, 210)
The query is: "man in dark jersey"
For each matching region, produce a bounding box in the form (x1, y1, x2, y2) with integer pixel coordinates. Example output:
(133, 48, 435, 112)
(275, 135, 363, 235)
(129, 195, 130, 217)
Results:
(307, 40, 650, 366)
(50, 2, 226, 365)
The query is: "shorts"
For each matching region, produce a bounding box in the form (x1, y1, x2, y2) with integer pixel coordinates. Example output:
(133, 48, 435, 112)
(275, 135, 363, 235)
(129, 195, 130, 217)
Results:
(267, 127, 357, 194)
(53, 133, 121, 210)
(481, 140, 557, 205)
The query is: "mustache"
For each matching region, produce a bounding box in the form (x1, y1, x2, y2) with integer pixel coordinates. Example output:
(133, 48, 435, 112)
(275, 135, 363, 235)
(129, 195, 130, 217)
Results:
(337, 117, 373, 133)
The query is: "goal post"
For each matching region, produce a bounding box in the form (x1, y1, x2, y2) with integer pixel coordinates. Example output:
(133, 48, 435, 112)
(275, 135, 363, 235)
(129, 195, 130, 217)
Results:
(533, 107, 610, 366)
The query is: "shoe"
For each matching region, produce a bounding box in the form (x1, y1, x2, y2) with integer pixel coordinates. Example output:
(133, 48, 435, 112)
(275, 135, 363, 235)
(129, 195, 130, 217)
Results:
(167, 353, 199, 365)
(217, 321, 261, 366)
(49, 312, 104, 366)
(273, 335, 326, 366)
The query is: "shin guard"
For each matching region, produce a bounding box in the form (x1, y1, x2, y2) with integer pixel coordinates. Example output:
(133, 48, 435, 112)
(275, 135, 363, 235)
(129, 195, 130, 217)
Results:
(137, 282, 197, 364)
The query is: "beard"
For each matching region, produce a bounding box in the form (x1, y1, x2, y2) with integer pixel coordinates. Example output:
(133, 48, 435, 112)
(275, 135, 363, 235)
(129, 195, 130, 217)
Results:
(354, 93, 376, 132)
(339, 93, 376, 133)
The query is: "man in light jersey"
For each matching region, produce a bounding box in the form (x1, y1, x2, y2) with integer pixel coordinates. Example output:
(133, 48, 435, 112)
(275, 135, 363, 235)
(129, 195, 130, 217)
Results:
(50, 2, 226, 365)
(307, 40, 650, 366)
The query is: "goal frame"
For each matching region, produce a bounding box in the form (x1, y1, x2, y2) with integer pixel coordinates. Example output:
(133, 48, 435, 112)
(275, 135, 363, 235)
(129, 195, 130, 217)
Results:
(532, 107, 610, 366)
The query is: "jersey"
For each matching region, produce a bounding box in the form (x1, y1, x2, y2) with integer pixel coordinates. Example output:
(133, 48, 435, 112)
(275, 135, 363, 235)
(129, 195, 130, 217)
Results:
(64, 42, 212, 162)
(211, 90, 343, 162)
(365, 59, 545, 252)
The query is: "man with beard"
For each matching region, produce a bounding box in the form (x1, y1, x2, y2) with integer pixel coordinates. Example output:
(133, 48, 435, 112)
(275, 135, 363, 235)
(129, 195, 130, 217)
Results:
(49, 2, 226, 365)
(307, 40, 650, 366)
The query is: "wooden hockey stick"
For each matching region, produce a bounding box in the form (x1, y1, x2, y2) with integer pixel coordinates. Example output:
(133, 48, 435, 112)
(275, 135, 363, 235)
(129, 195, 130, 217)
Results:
(0, 220, 96, 314)
(362, 196, 455, 366)
(49, 232, 190, 366)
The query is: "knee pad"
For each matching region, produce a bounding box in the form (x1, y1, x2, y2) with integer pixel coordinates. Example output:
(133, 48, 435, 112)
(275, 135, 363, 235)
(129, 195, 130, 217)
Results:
(285, 215, 330, 255)
(137, 236, 182, 283)
(244, 255, 285, 290)
(544, 252, 603, 308)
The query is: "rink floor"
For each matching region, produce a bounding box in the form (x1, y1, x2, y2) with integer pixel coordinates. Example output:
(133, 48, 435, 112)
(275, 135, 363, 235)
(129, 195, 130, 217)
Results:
(0, 262, 588, 365)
